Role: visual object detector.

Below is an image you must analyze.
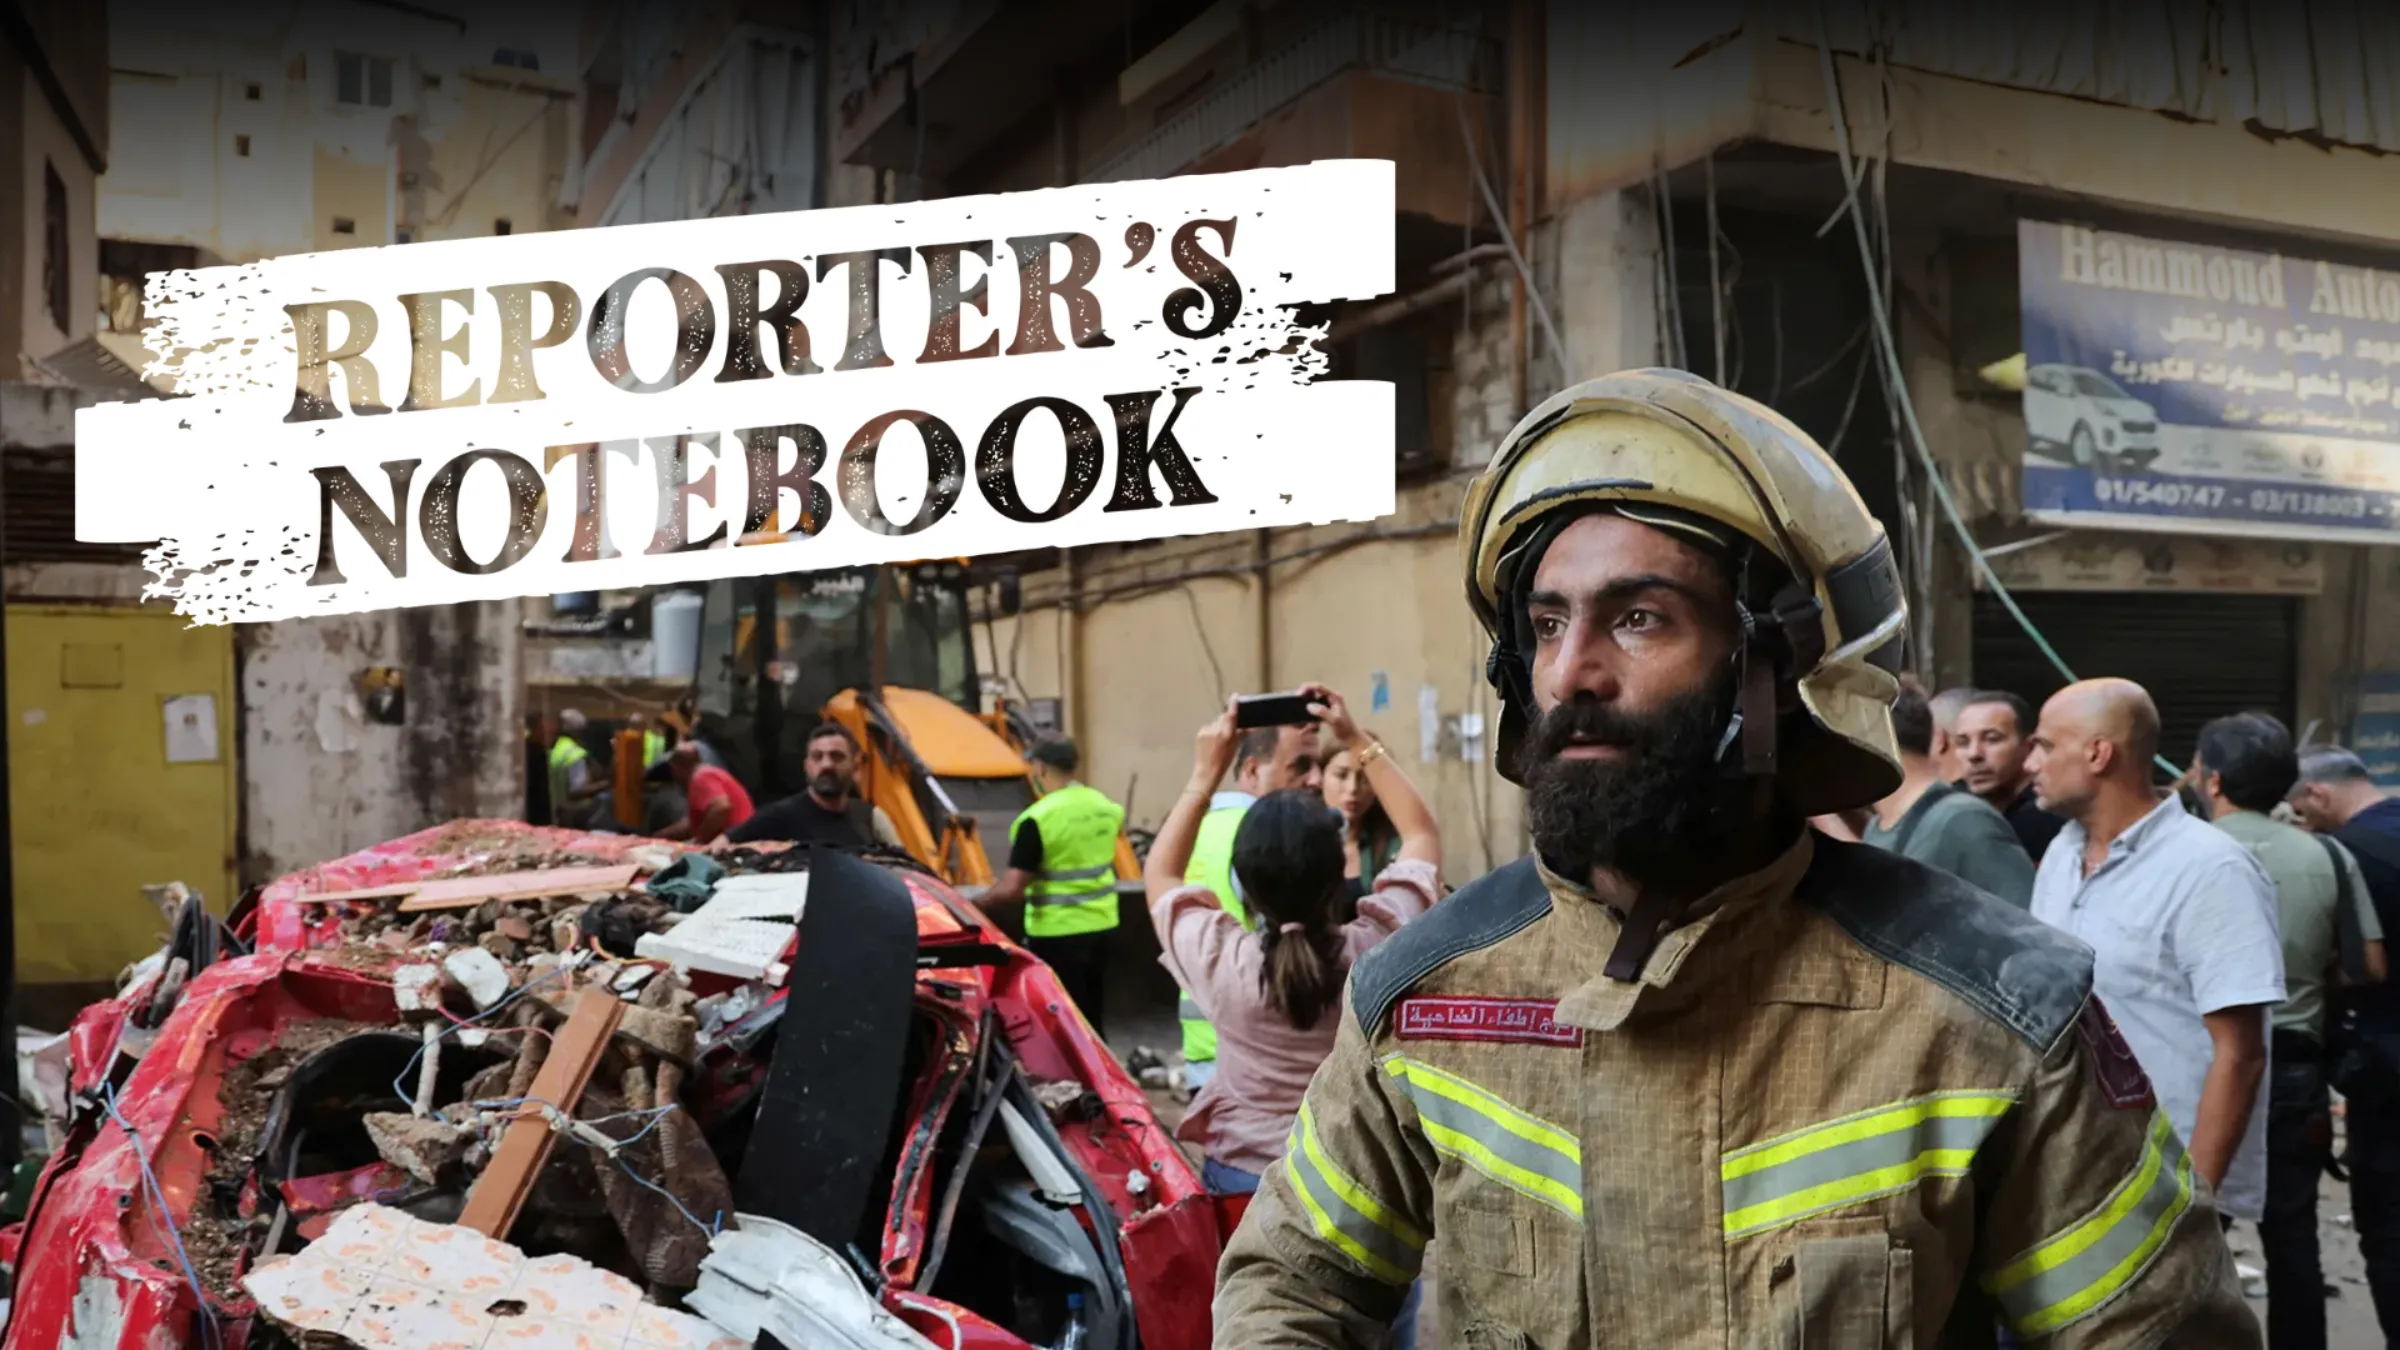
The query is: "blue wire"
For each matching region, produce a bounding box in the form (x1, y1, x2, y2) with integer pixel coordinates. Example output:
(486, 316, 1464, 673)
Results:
(99, 1082, 224, 1350)
(386, 965, 571, 1107)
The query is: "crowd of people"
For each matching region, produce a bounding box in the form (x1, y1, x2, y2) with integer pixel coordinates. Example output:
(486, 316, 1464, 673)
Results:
(1809, 675, 2399, 1350)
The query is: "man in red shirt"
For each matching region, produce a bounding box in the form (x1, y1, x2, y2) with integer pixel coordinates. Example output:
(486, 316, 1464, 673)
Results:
(658, 743, 754, 843)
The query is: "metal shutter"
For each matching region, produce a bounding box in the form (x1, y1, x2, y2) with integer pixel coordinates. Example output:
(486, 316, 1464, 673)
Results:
(1970, 592, 2299, 768)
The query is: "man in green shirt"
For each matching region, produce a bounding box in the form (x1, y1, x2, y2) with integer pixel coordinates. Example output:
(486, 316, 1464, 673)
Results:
(984, 738, 1127, 1038)
(1862, 681, 2035, 906)
(2195, 712, 2387, 1350)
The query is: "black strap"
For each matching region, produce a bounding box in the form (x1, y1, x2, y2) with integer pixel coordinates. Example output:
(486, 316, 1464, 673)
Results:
(1888, 783, 1960, 858)
(2323, 833, 2370, 985)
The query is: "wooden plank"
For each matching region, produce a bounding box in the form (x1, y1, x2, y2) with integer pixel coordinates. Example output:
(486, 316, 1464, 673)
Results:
(396, 863, 638, 913)
(456, 986, 623, 1241)
(297, 882, 425, 904)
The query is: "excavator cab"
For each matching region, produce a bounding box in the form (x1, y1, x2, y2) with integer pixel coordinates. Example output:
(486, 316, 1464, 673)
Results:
(696, 564, 1138, 890)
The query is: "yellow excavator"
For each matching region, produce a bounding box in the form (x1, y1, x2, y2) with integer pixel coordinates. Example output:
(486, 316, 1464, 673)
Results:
(694, 563, 1139, 890)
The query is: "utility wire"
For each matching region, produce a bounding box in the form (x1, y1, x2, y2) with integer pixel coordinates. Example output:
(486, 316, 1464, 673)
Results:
(1813, 13, 2180, 777)
(1453, 91, 1574, 388)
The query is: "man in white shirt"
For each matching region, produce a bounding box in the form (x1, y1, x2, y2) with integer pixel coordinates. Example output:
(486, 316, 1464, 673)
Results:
(2026, 678, 2284, 1225)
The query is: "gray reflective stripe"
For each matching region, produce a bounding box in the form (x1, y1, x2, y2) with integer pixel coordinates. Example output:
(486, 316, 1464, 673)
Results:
(1383, 1057, 1582, 1219)
(1027, 885, 1116, 906)
(1037, 862, 1117, 882)
(1178, 997, 1205, 1021)
(1283, 1105, 1424, 1284)
(1984, 1111, 2196, 1337)
(1719, 1092, 2014, 1239)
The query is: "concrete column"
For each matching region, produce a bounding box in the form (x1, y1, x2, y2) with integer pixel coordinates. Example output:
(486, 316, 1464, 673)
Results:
(1553, 188, 1662, 381)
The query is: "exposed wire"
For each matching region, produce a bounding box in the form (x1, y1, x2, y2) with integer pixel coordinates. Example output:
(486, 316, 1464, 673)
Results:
(1175, 583, 1230, 704)
(388, 965, 572, 1107)
(1452, 91, 1574, 387)
(100, 1082, 223, 1350)
(1656, 163, 1688, 368)
(1813, 12, 2182, 776)
(1705, 152, 1726, 384)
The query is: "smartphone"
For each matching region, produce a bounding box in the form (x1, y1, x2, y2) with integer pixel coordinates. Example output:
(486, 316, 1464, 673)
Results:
(1233, 691, 1319, 729)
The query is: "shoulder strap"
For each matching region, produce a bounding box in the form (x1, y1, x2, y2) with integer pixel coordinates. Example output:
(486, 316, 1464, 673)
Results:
(2321, 833, 2369, 984)
(1349, 857, 1550, 1034)
(1888, 783, 1960, 857)
(1801, 838, 2093, 1054)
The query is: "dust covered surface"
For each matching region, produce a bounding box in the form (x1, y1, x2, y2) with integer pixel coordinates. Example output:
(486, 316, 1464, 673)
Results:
(200, 1017, 380, 1298)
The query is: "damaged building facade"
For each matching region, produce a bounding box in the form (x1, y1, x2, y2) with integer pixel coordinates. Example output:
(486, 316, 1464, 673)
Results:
(14, 1, 594, 1007)
(787, 0, 2400, 876)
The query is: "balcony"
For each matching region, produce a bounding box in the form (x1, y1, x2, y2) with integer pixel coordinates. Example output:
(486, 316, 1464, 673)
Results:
(1087, 11, 1487, 185)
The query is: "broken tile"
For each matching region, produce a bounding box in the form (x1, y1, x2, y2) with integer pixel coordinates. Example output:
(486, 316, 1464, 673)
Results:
(247, 1206, 738, 1350)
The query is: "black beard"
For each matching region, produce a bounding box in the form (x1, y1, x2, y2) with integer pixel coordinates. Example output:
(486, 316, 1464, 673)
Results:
(1516, 670, 1746, 882)
(810, 771, 848, 800)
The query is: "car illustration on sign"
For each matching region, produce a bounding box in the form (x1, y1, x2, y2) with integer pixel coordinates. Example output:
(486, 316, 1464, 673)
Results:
(2024, 363, 2164, 472)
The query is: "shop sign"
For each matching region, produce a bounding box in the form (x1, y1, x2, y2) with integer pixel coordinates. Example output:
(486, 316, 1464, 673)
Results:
(2016, 219, 2400, 545)
(1979, 532, 2324, 594)
(2357, 673, 2400, 788)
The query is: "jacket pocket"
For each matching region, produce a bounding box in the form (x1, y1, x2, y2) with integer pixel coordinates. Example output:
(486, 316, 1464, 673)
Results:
(1766, 1218, 1914, 1350)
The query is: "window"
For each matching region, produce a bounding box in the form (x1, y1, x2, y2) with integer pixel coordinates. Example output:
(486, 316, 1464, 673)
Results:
(42, 161, 69, 334)
(335, 52, 394, 107)
(491, 47, 539, 70)
(243, 82, 262, 100)
(234, 134, 251, 156)
(493, 218, 512, 235)
(332, 216, 356, 235)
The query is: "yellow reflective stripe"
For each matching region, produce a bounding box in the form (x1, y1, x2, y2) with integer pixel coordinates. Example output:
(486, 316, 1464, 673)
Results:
(1721, 1092, 2016, 1179)
(1415, 1117, 1585, 1219)
(1298, 1104, 1428, 1249)
(1719, 1091, 2015, 1240)
(1382, 1057, 1583, 1220)
(1281, 1105, 1421, 1284)
(1983, 1110, 2196, 1337)
(1722, 1149, 1983, 1239)
(1384, 1057, 1579, 1158)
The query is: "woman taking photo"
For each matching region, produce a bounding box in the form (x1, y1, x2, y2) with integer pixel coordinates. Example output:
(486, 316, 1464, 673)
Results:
(1143, 682, 1443, 1196)
(1322, 737, 1403, 903)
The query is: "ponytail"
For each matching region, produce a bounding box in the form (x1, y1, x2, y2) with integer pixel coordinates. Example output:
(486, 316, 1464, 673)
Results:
(1258, 921, 1343, 1030)
(1231, 789, 1353, 1031)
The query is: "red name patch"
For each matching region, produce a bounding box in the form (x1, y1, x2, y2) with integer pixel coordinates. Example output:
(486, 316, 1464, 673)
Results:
(1395, 997, 1582, 1047)
(2078, 996, 2155, 1111)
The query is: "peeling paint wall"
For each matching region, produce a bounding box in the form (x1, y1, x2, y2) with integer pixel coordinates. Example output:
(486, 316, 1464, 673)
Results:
(239, 601, 522, 885)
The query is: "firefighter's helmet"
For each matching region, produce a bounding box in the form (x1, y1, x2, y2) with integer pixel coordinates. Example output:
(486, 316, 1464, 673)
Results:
(1460, 368, 1908, 815)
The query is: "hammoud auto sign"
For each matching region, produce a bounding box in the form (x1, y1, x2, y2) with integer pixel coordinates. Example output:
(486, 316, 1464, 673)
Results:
(2016, 218, 2400, 545)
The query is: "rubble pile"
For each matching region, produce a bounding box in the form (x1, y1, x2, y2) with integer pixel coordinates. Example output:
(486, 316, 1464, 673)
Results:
(185, 856, 798, 1338)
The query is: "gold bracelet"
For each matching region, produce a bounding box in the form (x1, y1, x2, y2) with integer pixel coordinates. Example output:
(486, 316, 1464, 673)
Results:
(1354, 740, 1387, 769)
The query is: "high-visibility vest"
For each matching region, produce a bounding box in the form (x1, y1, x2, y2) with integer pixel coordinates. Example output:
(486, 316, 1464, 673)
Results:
(642, 730, 666, 767)
(547, 736, 590, 825)
(1178, 796, 1257, 1064)
(1014, 782, 1126, 939)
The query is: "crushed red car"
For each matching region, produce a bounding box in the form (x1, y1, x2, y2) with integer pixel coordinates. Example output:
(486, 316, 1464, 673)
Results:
(3, 821, 1231, 1349)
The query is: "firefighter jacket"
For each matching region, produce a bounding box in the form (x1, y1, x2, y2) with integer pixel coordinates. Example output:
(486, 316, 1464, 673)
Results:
(1214, 832, 2258, 1349)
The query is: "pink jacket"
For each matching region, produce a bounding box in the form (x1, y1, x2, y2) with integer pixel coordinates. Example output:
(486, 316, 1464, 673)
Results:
(1151, 859, 1441, 1174)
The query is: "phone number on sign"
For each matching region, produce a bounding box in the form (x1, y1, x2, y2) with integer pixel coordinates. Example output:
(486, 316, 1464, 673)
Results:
(2091, 477, 2375, 521)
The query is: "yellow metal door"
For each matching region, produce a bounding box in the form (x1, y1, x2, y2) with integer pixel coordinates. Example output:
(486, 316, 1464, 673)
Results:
(6, 606, 238, 986)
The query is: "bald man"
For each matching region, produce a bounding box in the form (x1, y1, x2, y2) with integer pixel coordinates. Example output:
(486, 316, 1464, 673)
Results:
(2028, 679, 2284, 1237)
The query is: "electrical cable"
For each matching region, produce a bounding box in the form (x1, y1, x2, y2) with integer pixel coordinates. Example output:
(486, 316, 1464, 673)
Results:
(1452, 91, 1574, 387)
(1812, 12, 2182, 777)
(1175, 583, 1229, 705)
(1706, 152, 1726, 384)
(100, 1082, 223, 1350)
(1657, 164, 1688, 368)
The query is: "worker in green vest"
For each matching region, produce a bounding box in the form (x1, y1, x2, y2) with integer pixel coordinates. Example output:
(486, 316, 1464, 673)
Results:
(627, 711, 668, 769)
(547, 709, 603, 828)
(1177, 720, 1329, 1091)
(983, 738, 1128, 1038)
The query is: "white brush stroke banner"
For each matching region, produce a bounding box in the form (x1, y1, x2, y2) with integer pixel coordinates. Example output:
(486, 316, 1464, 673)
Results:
(76, 159, 1398, 624)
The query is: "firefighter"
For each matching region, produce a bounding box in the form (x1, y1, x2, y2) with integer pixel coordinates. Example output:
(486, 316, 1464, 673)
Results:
(1213, 370, 2257, 1347)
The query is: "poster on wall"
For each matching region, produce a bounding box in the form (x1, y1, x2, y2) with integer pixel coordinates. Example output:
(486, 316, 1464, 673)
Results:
(2015, 219, 2400, 544)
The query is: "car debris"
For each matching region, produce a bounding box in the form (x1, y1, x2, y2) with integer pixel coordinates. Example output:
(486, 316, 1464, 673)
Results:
(1, 820, 1226, 1350)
